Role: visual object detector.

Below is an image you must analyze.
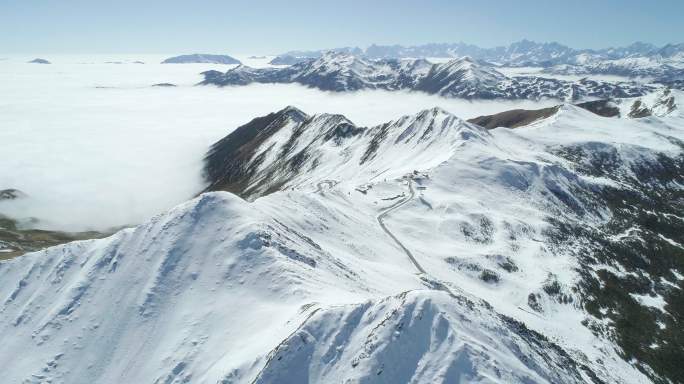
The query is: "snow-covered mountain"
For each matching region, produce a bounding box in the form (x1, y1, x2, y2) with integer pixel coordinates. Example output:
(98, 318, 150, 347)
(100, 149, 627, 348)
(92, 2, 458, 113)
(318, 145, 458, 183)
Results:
(466, 88, 678, 127)
(201, 52, 433, 92)
(270, 41, 684, 83)
(1, 91, 683, 383)
(277, 40, 682, 65)
(200, 52, 653, 101)
(415, 56, 508, 97)
(202, 106, 484, 199)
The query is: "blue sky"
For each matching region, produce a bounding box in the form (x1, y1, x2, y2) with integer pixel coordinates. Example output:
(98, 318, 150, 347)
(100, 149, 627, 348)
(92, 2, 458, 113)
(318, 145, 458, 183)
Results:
(1, 0, 682, 54)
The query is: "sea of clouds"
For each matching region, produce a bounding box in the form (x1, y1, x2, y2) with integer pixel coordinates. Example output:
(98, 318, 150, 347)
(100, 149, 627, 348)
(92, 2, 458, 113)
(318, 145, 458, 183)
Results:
(0, 54, 558, 231)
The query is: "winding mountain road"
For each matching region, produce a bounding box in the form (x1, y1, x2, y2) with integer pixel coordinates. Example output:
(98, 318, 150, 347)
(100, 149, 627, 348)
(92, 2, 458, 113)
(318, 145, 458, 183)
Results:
(376, 180, 426, 274)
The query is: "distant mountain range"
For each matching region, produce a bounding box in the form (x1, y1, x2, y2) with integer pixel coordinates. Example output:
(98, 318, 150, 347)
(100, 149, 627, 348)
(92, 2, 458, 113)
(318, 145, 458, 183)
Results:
(269, 41, 684, 80)
(278, 40, 684, 65)
(200, 52, 655, 101)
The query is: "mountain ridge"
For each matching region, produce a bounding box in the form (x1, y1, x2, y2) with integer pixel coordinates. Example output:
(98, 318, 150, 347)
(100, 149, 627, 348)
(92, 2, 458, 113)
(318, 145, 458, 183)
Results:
(1, 92, 683, 383)
(200, 52, 654, 101)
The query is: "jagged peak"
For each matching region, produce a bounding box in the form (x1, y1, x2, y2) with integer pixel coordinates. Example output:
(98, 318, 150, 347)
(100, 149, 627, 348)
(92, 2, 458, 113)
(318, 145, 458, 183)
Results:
(266, 107, 355, 127)
(386, 107, 465, 129)
(278, 105, 309, 121)
(417, 106, 461, 120)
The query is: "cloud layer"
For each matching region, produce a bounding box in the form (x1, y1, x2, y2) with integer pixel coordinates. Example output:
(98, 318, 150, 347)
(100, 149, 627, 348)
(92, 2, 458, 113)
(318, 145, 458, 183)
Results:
(0, 56, 557, 231)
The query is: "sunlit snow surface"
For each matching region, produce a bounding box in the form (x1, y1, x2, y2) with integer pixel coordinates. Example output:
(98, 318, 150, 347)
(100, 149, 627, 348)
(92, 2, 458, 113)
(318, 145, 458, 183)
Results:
(0, 81, 681, 382)
(0, 55, 560, 231)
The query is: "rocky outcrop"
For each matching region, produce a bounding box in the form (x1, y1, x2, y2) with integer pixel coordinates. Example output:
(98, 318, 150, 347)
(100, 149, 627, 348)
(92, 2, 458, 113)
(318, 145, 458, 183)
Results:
(574, 99, 621, 117)
(203, 106, 309, 196)
(628, 88, 677, 118)
(0, 214, 108, 260)
(0, 189, 27, 200)
(28, 58, 50, 64)
(468, 106, 560, 129)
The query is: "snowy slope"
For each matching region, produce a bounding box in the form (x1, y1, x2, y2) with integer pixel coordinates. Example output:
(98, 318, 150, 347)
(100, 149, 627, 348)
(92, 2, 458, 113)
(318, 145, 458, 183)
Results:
(1, 91, 683, 383)
(254, 291, 601, 384)
(201, 89, 684, 383)
(416, 57, 508, 97)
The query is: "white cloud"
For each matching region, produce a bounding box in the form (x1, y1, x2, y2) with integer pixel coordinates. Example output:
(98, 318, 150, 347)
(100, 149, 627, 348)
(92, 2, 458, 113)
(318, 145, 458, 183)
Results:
(0, 55, 558, 231)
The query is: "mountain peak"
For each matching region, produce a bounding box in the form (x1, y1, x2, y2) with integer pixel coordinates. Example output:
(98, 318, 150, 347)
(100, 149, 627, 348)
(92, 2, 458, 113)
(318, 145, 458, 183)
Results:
(279, 105, 308, 120)
(417, 106, 461, 121)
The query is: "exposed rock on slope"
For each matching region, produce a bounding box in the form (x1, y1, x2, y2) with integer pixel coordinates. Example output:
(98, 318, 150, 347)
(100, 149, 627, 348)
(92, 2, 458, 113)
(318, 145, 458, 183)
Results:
(0, 214, 107, 260)
(468, 106, 561, 129)
(467, 99, 621, 129)
(627, 89, 678, 118)
(629, 100, 653, 118)
(574, 99, 621, 117)
(551, 140, 684, 382)
(203, 106, 309, 196)
(467, 92, 677, 129)
(0, 189, 27, 200)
